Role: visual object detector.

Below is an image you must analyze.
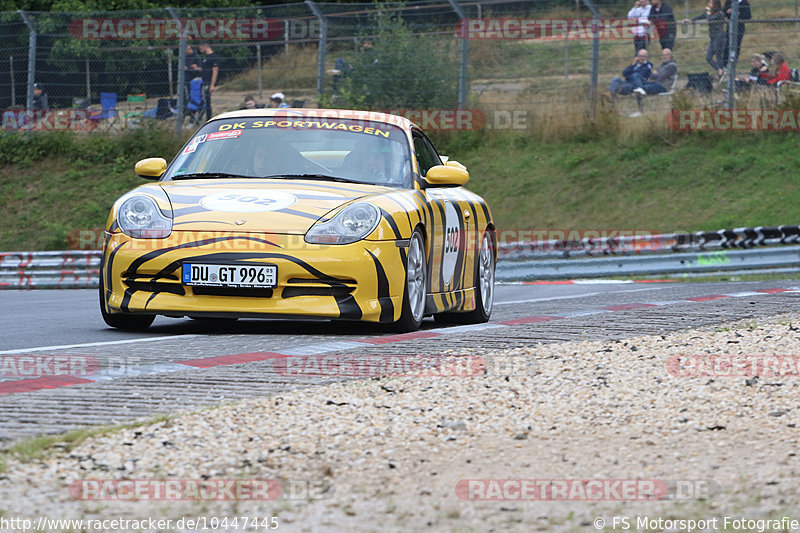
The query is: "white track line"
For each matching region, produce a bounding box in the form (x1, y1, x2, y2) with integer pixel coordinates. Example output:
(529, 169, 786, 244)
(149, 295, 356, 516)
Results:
(495, 286, 670, 306)
(0, 335, 201, 356)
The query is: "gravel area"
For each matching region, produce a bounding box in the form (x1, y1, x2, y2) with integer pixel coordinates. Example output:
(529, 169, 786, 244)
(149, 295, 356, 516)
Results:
(2, 313, 800, 532)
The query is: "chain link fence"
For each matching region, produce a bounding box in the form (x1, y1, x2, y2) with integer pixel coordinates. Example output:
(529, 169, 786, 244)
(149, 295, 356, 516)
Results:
(1, 0, 799, 136)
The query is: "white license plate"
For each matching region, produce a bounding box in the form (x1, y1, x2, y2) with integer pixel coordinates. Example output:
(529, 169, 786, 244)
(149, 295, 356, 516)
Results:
(182, 263, 277, 288)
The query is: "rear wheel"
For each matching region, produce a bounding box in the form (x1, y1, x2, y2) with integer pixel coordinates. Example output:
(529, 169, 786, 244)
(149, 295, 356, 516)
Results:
(99, 276, 155, 331)
(434, 230, 494, 324)
(390, 230, 427, 332)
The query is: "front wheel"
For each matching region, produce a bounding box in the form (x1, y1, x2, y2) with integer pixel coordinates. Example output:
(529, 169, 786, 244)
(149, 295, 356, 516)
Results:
(389, 230, 427, 332)
(99, 276, 155, 331)
(434, 230, 494, 324)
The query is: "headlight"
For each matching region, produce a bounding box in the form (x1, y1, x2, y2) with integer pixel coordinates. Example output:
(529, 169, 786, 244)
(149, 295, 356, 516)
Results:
(116, 195, 172, 238)
(305, 202, 380, 244)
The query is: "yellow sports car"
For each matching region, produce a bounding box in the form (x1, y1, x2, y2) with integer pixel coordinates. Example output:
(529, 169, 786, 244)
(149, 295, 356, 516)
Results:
(100, 109, 495, 332)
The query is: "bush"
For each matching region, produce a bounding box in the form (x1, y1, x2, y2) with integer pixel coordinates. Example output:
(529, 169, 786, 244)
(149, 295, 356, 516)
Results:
(331, 9, 459, 110)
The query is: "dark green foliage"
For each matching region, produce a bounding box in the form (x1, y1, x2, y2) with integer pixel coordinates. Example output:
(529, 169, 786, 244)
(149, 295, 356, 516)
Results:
(331, 9, 458, 110)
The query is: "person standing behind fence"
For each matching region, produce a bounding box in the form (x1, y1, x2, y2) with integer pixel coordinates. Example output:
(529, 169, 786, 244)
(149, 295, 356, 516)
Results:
(628, 0, 652, 52)
(723, 0, 751, 65)
(185, 45, 202, 81)
(32, 83, 48, 110)
(685, 0, 726, 79)
(197, 42, 219, 121)
(650, 0, 676, 51)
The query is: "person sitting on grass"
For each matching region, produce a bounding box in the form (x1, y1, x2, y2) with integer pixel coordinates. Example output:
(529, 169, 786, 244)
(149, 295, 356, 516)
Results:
(764, 52, 791, 85)
(734, 54, 769, 90)
(609, 49, 653, 97)
(632, 48, 678, 95)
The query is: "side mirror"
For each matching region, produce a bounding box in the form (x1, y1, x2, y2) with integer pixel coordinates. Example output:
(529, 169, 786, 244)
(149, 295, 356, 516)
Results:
(135, 158, 167, 179)
(425, 164, 469, 187)
(445, 160, 467, 170)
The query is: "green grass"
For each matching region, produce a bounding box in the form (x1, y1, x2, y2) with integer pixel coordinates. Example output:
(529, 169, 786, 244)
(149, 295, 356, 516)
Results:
(0, 413, 173, 474)
(0, 127, 800, 250)
(431, 129, 800, 234)
(1, 127, 798, 251)
(0, 127, 185, 250)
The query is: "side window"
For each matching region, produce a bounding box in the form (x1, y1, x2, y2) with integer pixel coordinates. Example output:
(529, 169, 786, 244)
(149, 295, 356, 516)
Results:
(412, 132, 442, 177)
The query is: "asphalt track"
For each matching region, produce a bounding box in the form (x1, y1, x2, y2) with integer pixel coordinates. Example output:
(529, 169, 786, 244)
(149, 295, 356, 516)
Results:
(1, 280, 798, 444)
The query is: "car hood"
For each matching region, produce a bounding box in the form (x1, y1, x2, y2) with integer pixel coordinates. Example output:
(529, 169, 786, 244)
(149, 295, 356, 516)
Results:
(160, 179, 393, 234)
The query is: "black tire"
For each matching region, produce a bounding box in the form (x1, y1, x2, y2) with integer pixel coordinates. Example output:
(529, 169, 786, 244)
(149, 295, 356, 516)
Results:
(434, 230, 495, 324)
(99, 275, 155, 331)
(389, 230, 427, 332)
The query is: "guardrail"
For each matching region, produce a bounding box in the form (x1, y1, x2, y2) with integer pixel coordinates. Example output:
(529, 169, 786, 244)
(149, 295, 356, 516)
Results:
(0, 250, 101, 289)
(496, 245, 800, 281)
(496, 225, 800, 280)
(3, 225, 800, 288)
(498, 225, 800, 260)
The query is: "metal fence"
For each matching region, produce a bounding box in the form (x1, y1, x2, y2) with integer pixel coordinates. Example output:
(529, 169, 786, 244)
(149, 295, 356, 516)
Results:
(2, 0, 800, 135)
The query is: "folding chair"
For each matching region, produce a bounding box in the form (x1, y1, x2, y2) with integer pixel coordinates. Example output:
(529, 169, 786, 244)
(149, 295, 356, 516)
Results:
(88, 92, 118, 130)
(184, 78, 205, 126)
(124, 94, 147, 127)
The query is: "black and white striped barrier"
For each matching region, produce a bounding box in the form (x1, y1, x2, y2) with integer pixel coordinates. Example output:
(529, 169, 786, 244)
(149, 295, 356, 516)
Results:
(499, 225, 800, 260)
(0, 251, 101, 289)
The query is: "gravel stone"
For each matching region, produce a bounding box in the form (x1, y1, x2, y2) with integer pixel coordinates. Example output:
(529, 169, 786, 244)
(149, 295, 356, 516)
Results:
(2, 313, 800, 531)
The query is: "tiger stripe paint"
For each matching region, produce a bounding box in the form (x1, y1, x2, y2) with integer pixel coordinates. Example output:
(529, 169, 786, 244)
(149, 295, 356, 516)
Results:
(101, 109, 494, 329)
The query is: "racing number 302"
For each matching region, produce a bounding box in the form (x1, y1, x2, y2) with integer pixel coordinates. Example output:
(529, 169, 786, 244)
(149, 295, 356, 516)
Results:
(218, 194, 276, 206)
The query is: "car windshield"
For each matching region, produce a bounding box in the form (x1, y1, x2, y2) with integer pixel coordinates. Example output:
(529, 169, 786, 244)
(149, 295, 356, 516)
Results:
(164, 116, 413, 187)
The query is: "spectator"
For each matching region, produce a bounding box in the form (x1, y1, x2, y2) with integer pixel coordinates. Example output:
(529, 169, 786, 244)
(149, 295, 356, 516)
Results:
(267, 92, 290, 108)
(764, 52, 791, 85)
(724, 0, 751, 64)
(633, 48, 678, 94)
(650, 0, 676, 51)
(32, 83, 48, 110)
(197, 42, 219, 121)
(735, 53, 768, 90)
(628, 0, 652, 52)
(609, 49, 653, 97)
(184, 45, 202, 80)
(329, 40, 374, 94)
(328, 57, 352, 94)
(240, 95, 261, 110)
(685, 0, 726, 79)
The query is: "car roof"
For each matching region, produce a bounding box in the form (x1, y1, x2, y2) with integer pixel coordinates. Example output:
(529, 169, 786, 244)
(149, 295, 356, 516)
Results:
(211, 108, 417, 131)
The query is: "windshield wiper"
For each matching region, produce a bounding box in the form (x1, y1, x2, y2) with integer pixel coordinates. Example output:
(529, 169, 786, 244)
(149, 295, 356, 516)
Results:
(262, 173, 368, 184)
(171, 172, 255, 180)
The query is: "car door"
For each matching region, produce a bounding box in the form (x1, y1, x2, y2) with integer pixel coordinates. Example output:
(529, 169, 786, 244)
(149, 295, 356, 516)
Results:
(412, 130, 471, 302)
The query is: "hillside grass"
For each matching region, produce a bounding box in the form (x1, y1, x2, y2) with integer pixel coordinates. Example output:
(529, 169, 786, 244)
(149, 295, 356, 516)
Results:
(1, 126, 798, 251)
(2, 0, 799, 251)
